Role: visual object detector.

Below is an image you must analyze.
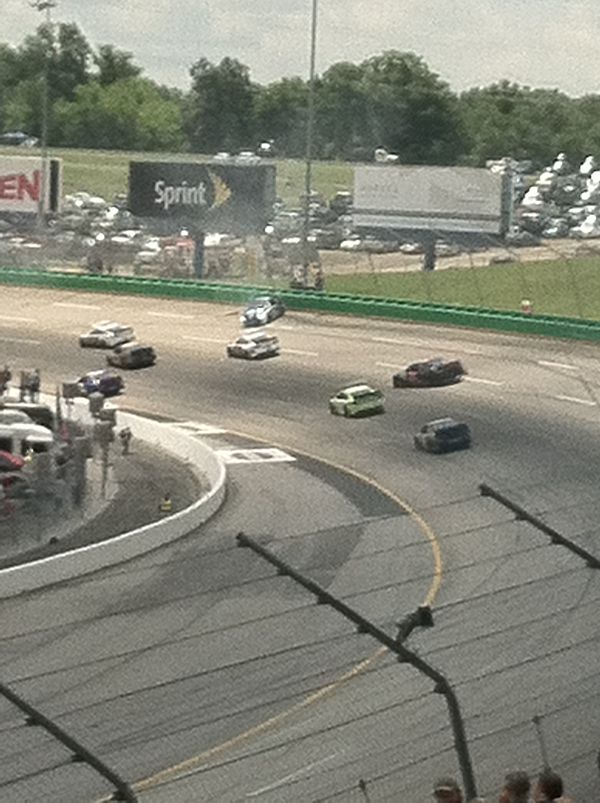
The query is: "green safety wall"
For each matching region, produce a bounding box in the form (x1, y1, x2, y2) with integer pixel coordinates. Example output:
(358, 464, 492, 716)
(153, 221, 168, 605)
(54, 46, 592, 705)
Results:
(2, 267, 600, 342)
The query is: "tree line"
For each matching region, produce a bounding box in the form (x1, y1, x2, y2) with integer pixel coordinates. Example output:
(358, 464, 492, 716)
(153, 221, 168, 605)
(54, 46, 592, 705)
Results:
(2, 22, 600, 168)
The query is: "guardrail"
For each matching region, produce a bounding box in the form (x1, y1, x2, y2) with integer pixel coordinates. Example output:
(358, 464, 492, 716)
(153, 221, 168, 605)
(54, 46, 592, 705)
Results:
(3, 267, 600, 341)
(0, 403, 227, 598)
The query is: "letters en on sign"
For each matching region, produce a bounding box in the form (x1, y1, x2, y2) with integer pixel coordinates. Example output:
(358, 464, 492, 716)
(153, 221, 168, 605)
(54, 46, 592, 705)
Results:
(0, 155, 62, 214)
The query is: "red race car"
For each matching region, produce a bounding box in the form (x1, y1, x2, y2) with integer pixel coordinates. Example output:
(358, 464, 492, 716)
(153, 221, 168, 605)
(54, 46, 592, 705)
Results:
(392, 358, 466, 388)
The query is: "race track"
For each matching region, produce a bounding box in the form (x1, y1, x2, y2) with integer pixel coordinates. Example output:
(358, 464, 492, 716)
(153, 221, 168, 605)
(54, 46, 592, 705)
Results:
(0, 286, 599, 802)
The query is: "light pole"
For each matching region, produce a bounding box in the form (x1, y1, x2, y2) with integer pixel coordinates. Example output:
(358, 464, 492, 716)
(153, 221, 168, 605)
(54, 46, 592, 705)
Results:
(301, 0, 318, 285)
(31, 0, 56, 231)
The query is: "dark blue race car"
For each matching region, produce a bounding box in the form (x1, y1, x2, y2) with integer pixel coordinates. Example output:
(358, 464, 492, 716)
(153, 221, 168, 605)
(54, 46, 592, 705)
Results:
(77, 369, 124, 397)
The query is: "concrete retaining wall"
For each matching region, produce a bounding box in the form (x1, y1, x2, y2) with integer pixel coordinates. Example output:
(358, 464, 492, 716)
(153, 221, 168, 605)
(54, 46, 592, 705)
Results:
(0, 402, 226, 598)
(2, 267, 600, 342)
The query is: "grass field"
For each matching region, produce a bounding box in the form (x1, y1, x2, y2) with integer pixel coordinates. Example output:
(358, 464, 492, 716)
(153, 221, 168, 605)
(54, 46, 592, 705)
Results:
(0, 146, 353, 207)
(3, 146, 600, 321)
(326, 257, 600, 320)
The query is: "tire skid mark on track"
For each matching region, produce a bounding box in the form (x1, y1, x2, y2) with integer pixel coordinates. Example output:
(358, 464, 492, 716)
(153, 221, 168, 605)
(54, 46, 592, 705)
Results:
(93, 406, 443, 799)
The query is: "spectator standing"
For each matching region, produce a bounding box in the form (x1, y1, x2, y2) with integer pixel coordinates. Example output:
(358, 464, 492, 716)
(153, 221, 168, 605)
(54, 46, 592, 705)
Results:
(499, 771, 530, 802)
(118, 426, 132, 455)
(533, 769, 575, 802)
(27, 368, 41, 402)
(433, 777, 464, 803)
(0, 364, 11, 395)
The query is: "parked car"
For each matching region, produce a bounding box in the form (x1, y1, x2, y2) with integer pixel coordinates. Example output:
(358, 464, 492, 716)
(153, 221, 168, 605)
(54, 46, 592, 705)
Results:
(79, 321, 135, 349)
(76, 369, 124, 397)
(235, 151, 260, 165)
(0, 130, 39, 147)
(392, 358, 466, 388)
(0, 471, 32, 498)
(414, 418, 472, 453)
(240, 296, 286, 327)
(226, 331, 280, 360)
(0, 402, 55, 430)
(0, 410, 32, 426)
(0, 450, 25, 471)
(107, 343, 157, 369)
(329, 385, 385, 417)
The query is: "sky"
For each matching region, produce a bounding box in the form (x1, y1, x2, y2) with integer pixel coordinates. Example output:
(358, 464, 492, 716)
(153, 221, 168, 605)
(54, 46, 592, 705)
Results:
(5, 0, 600, 96)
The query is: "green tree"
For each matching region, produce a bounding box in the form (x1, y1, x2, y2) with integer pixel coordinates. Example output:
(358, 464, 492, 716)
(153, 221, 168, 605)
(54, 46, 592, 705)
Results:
(185, 57, 256, 152)
(1, 78, 42, 134)
(360, 50, 466, 164)
(0, 22, 91, 140)
(254, 77, 308, 158)
(458, 81, 575, 167)
(16, 22, 91, 100)
(53, 77, 184, 151)
(0, 43, 21, 131)
(315, 62, 369, 160)
(94, 44, 141, 86)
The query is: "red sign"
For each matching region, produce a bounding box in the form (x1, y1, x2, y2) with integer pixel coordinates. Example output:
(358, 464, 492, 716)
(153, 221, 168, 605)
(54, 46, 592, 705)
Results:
(0, 170, 40, 202)
(0, 156, 62, 214)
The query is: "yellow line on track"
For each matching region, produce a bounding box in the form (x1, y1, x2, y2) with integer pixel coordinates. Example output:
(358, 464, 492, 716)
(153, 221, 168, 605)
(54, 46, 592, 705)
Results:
(93, 408, 444, 799)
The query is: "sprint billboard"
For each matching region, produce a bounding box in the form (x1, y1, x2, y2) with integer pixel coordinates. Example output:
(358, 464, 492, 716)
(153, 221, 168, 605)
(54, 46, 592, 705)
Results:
(0, 155, 62, 214)
(128, 161, 276, 235)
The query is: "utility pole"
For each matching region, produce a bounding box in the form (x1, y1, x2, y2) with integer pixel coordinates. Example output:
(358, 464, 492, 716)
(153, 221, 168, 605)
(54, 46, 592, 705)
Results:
(301, 0, 318, 286)
(31, 0, 56, 232)
(236, 532, 478, 800)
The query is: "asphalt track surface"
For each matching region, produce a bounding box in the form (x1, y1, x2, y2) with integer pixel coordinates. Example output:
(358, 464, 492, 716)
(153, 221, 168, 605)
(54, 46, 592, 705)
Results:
(1, 287, 600, 802)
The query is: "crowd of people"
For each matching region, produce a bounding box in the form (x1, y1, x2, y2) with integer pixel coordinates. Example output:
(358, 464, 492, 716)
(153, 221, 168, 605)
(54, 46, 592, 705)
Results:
(0, 365, 40, 402)
(432, 768, 576, 802)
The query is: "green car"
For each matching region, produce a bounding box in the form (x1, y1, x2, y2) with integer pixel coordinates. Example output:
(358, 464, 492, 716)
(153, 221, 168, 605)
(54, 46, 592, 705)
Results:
(329, 384, 385, 417)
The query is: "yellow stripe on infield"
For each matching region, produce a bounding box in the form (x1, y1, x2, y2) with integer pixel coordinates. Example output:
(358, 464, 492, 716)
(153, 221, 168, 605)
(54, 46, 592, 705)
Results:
(95, 408, 444, 800)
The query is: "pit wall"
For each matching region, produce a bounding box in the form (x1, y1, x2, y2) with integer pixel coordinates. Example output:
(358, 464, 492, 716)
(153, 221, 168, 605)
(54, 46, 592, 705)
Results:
(0, 401, 226, 598)
(1, 267, 600, 342)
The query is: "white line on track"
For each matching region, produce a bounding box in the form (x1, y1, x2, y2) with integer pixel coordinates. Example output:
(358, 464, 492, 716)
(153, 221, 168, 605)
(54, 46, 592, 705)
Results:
(371, 336, 429, 346)
(464, 376, 504, 386)
(538, 359, 578, 371)
(371, 335, 482, 356)
(0, 335, 41, 345)
(554, 394, 596, 406)
(282, 348, 318, 357)
(147, 311, 195, 320)
(376, 361, 401, 369)
(273, 324, 295, 330)
(0, 315, 37, 323)
(246, 754, 337, 797)
(53, 302, 101, 310)
(183, 335, 226, 344)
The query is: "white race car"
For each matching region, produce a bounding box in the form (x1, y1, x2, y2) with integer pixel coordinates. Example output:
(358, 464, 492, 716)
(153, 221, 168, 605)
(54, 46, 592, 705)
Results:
(226, 331, 280, 360)
(79, 321, 135, 349)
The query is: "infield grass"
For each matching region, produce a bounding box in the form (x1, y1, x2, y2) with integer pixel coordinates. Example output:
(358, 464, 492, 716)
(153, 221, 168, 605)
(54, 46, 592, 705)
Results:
(327, 257, 600, 320)
(0, 146, 353, 207)
(3, 146, 600, 320)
